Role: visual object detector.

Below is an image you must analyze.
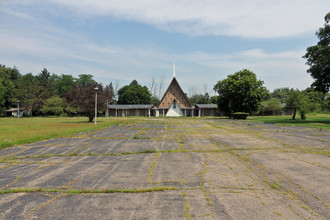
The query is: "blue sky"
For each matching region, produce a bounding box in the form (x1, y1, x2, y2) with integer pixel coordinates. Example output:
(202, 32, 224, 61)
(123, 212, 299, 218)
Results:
(1, 0, 329, 97)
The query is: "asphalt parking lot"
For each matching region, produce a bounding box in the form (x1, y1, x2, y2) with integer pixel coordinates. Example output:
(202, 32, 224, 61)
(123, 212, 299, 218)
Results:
(0, 118, 329, 219)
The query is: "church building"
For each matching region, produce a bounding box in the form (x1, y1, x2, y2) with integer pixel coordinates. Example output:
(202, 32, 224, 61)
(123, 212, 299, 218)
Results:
(108, 63, 218, 117)
(155, 75, 193, 117)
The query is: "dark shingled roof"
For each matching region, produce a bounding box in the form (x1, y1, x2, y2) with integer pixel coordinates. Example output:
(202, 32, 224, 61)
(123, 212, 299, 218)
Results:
(195, 104, 217, 109)
(108, 104, 154, 110)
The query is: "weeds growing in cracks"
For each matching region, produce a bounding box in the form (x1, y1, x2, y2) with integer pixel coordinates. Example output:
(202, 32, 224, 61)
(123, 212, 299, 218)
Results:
(0, 186, 178, 194)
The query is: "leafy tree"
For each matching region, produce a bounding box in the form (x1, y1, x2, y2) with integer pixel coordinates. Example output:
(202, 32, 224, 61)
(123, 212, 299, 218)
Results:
(64, 83, 112, 122)
(189, 93, 211, 106)
(31, 68, 57, 115)
(285, 89, 313, 120)
(271, 88, 290, 103)
(189, 94, 204, 106)
(326, 12, 330, 23)
(52, 74, 75, 97)
(214, 69, 268, 117)
(118, 80, 152, 104)
(304, 88, 324, 112)
(76, 74, 96, 87)
(151, 96, 160, 106)
(303, 12, 330, 93)
(15, 73, 39, 116)
(324, 93, 330, 112)
(259, 98, 283, 115)
(209, 96, 218, 104)
(41, 96, 66, 116)
(0, 79, 5, 115)
(0, 65, 21, 116)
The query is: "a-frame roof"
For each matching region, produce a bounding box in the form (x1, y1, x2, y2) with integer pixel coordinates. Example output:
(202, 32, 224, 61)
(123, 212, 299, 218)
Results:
(157, 77, 192, 109)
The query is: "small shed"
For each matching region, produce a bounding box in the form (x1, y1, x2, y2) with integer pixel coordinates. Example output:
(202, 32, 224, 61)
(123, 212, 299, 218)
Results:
(195, 104, 218, 117)
(108, 104, 154, 117)
(6, 108, 28, 117)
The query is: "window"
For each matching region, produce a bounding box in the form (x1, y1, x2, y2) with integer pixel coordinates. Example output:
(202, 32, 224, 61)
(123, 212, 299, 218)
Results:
(173, 102, 176, 109)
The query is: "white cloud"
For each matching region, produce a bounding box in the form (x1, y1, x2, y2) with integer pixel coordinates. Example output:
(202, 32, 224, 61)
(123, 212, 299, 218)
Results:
(0, 21, 313, 92)
(0, 0, 315, 93)
(45, 0, 330, 38)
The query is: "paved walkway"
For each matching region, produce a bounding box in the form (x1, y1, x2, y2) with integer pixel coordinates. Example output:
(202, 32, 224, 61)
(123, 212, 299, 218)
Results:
(0, 119, 329, 219)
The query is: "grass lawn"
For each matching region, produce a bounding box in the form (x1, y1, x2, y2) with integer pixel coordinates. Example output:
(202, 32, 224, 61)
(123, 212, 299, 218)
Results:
(0, 117, 134, 149)
(1, 115, 329, 150)
(247, 114, 330, 129)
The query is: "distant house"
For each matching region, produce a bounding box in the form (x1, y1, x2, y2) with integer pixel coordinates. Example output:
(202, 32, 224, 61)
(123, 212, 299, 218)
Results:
(6, 108, 28, 117)
(108, 104, 154, 117)
(195, 104, 219, 117)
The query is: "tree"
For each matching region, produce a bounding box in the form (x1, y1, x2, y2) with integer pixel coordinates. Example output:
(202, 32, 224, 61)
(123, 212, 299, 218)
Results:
(189, 94, 204, 106)
(285, 89, 313, 120)
(151, 96, 160, 106)
(271, 87, 290, 103)
(209, 96, 218, 104)
(158, 76, 165, 100)
(214, 69, 268, 117)
(41, 96, 66, 116)
(259, 98, 283, 115)
(0, 65, 21, 116)
(118, 80, 152, 104)
(0, 79, 5, 114)
(149, 78, 157, 98)
(32, 68, 57, 115)
(304, 87, 324, 112)
(189, 93, 211, 106)
(303, 12, 330, 93)
(188, 85, 199, 98)
(104, 82, 115, 104)
(149, 78, 159, 105)
(76, 74, 96, 87)
(64, 83, 112, 122)
(52, 74, 75, 97)
(15, 73, 39, 116)
(113, 80, 121, 102)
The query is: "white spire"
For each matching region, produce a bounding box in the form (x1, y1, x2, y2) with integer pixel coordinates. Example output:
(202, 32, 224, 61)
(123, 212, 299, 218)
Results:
(173, 61, 176, 78)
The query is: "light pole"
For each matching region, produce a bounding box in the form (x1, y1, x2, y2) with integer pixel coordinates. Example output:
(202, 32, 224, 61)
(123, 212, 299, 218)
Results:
(106, 99, 109, 119)
(94, 87, 99, 124)
(17, 100, 20, 119)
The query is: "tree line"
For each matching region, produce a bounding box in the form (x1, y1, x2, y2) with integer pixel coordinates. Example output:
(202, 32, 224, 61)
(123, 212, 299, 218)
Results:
(0, 66, 113, 121)
(213, 69, 329, 119)
(1, 64, 328, 121)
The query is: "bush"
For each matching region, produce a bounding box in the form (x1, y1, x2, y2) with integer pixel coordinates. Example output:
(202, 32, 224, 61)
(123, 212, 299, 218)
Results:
(232, 112, 249, 119)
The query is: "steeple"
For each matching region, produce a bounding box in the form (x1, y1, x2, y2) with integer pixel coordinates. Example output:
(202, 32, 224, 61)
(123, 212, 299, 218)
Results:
(173, 61, 176, 78)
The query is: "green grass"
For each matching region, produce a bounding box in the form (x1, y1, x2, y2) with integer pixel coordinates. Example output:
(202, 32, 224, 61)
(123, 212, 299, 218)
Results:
(0, 117, 135, 149)
(247, 114, 330, 129)
(1, 115, 329, 150)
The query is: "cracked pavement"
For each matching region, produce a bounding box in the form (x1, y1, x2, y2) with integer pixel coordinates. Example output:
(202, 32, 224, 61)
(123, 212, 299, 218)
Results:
(0, 118, 329, 219)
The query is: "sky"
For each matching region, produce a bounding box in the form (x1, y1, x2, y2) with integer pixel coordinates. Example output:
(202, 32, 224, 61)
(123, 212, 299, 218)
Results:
(0, 0, 329, 97)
